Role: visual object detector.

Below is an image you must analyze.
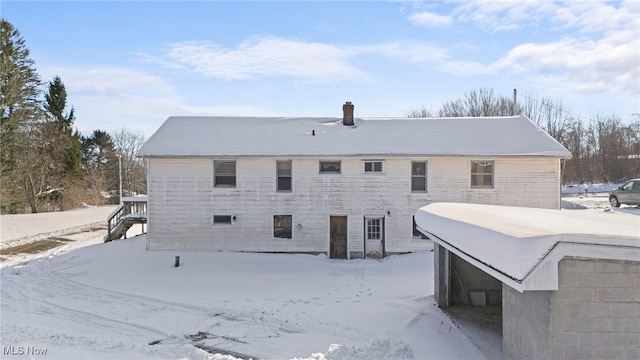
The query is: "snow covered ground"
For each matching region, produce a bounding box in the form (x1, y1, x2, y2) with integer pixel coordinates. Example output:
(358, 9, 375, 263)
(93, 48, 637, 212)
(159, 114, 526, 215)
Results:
(1, 196, 635, 360)
(1, 208, 484, 360)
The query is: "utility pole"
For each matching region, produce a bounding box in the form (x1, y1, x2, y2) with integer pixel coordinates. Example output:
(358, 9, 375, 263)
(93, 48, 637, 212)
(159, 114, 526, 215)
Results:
(513, 88, 518, 116)
(118, 154, 123, 204)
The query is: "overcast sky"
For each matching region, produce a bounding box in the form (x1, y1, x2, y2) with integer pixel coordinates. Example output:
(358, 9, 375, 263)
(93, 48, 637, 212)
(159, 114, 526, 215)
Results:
(4, 1, 639, 137)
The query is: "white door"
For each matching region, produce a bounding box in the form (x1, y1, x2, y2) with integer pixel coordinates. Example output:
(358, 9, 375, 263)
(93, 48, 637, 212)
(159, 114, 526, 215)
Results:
(365, 217, 384, 259)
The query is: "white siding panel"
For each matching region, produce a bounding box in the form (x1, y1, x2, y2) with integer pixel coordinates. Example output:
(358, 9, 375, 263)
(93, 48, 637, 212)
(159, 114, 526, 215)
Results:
(147, 156, 561, 254)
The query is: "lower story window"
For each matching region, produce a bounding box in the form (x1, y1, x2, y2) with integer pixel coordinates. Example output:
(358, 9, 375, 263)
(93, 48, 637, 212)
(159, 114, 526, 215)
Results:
(274, 215, 292, 239)
(413, 216, 429, 239)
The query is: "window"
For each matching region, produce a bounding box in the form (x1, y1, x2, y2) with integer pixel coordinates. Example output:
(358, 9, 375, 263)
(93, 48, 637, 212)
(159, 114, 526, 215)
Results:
(213, 215, 233, 224)
(413, 216, 429, 239)
(366, 218, 382, 240)
(319, 161, 341, 174)
(470, 160, 494, 188)
(277, 161, 292, 192)
(364, 161, 383, 173)
(214, 160, 236, 187)
(411, 161, 427, 192)
(622, 181, 634, 191)
(274, 215, 292, 239)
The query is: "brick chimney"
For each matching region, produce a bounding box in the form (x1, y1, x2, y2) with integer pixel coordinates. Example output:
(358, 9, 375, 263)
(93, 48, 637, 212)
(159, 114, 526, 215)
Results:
(342, 101, 354, 126)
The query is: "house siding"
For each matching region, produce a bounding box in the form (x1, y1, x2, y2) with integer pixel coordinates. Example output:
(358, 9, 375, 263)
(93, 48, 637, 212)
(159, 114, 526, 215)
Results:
(147, 156, 561, 253)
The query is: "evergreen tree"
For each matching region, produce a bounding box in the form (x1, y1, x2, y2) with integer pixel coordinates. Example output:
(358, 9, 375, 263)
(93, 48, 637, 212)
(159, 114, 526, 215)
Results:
(44, 76, 83, 179)
(0, 19, 42, 213)
(82, 130, 119, 204)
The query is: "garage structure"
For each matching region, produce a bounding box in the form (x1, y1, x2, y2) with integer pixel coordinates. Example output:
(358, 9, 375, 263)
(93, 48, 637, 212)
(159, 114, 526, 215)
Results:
(416, 203, 639, 359)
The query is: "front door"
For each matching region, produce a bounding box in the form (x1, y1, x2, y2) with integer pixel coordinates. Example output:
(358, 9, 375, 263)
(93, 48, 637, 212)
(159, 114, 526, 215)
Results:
(364, 217, 384, 259)
(329, 216, 348, 259)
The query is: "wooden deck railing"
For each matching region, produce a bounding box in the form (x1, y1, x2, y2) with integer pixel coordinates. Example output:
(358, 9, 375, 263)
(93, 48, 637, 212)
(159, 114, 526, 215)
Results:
(105, 196, 148, 242)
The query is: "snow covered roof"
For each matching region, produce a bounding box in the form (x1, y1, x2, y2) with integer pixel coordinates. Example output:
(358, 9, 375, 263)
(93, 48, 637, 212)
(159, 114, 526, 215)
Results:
(138, 116, 571, 158)
(415, 203, 640, 292)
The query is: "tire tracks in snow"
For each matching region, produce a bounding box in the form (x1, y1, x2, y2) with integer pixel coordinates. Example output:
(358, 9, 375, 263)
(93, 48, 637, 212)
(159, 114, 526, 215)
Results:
(2, 253, 371, 359)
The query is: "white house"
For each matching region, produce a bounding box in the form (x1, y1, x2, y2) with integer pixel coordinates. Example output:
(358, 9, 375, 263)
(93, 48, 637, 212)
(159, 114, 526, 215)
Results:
(415, 202, 640, 359)
(137, 102, 571, 258)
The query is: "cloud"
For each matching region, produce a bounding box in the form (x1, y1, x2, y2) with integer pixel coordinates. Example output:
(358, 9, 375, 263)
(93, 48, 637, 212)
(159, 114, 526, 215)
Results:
(551, 1, 639, 34)
(144, 37, 450, 83)
(352, 41, 449, 63)
(451, 0, 558, 32)
(152, 37, 367, 83)
(411, 1, 640, 97)
(38, 65, 188, 135)
(41, 66, 174, 97)
(495, 35, 640, 95)
(409, 11, 452, 28)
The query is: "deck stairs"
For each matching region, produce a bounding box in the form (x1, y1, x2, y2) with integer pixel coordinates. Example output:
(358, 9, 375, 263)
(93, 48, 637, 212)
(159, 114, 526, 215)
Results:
(105, 196, 148, 242)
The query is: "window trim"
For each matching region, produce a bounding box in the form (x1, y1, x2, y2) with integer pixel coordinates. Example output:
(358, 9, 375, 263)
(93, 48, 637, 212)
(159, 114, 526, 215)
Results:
(411, 161, 428, 193)
(363, 160, 384, 174)
(470, 160, 495, 189)
(273, 214, 293, 239)
(276, 160, 293, 192)
(319, 160, 341, 174)
(214, 160, 237, 188)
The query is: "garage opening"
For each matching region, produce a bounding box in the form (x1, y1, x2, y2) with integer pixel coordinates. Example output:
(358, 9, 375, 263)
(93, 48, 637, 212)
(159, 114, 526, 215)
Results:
(434, 244, 503, 359)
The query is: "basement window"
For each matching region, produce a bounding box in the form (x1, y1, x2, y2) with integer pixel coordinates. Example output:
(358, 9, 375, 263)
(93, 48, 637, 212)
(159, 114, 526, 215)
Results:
(319, 161, 341, 174)
(213, 215, 234, 225)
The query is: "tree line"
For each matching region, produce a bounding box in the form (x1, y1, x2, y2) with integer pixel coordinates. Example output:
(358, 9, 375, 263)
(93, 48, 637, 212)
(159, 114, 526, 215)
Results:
(3, 19, 638, 212)
(408, 88, 640, 184)
(1, 19, 146, 213)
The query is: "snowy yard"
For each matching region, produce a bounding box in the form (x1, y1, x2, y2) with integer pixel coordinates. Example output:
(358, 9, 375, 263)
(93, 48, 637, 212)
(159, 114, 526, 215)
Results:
(1, 197, 637, 360)
(1, 208, 483, 360)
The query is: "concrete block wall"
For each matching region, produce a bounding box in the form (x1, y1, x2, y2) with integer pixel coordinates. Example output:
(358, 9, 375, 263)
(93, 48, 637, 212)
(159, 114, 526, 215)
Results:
(550, 257, 640, 359)
(503, 257, 639, 360)
(503, 285, 552, 359)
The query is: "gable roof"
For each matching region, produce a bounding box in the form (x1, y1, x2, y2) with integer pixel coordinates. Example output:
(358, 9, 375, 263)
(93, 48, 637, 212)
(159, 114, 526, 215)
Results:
(138, 115, 571, 158)
(415, 203, 640, 292)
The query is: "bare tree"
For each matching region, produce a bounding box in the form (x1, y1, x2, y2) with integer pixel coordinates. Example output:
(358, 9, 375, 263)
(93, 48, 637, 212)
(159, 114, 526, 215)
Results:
(111, 128, 147, 196)
(406, 88, 640, 184)
(407, 106, 437, 118)
(521, 93, 573, 143)
(438, 88, 514, 117)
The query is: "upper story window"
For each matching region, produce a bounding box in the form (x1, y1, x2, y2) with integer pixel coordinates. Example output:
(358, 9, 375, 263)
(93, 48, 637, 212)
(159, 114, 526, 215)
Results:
(276, 160, 292, 192)
(364, 161, 383, 173)
(214, 160, 236, 187)
(411, 161, 427, 192)
(470, 160, 494, 189)
(319, 161, 341, 174)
